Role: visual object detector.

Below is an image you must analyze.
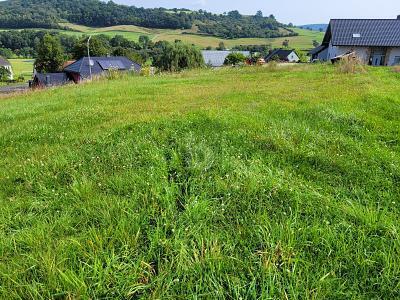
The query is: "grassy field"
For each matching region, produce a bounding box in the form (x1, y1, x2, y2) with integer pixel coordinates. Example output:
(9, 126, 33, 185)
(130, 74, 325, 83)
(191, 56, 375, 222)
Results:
(9, 59, 34, 80)
(0, 65, 399, 299)
(58, 23, 323, 49)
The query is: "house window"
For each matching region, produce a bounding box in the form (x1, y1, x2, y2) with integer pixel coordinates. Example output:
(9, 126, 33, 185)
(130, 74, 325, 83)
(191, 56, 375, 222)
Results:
(394, 56, 400, 65)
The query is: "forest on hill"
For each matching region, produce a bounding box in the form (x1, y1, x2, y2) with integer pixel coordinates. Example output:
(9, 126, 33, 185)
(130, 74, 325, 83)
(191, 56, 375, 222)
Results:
(0, 0, 297, 39)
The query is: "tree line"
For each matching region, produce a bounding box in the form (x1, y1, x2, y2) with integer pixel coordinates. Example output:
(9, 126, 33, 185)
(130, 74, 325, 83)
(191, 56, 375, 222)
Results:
(0, 0, 297, 39)
(33, 33, 204, 73)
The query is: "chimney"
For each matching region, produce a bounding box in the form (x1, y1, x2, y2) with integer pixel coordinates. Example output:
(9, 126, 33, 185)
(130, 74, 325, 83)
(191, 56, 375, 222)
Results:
(398, 15, 400, 20)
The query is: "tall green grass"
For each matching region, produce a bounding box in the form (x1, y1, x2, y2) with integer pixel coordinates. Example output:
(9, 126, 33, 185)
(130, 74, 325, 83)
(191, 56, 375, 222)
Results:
(0, 65, 399, 299)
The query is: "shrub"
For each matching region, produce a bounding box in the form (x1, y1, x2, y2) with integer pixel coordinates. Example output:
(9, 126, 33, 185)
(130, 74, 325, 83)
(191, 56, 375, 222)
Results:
(336, 55, 366, 74)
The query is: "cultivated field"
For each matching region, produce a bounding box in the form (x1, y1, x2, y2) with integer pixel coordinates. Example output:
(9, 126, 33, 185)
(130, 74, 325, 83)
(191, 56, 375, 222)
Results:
(0, 65, 399, 299)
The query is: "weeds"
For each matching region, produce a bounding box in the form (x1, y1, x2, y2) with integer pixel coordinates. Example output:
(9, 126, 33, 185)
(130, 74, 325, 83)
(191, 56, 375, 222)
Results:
(0, 65, 399, 299)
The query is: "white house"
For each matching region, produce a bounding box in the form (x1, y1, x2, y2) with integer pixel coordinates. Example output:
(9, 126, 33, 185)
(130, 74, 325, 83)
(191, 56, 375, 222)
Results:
(310, 17, 400, 66)
(0, 56, 13, 80)
(265, 49, 300, 63)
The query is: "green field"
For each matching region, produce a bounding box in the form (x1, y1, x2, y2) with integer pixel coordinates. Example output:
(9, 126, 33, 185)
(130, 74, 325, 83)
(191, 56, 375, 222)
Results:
(9, 59, 34, 80)
(1, 65, 399, 298)
(60, 23, 323, 49)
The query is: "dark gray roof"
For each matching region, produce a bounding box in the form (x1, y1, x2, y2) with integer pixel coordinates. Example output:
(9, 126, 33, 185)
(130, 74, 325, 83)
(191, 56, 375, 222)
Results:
(0, 56, 11, 67)
(324, 19, 400, 47)
(64, 56, 141, 79)
(201, 50, 250, 67)
(265, 49, 296, 61)
(309, 45, 327, 55)
(35, 73, 69, 86)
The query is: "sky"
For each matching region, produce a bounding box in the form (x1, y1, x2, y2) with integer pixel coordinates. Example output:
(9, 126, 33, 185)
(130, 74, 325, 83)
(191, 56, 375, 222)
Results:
(115, 0, 400, 24)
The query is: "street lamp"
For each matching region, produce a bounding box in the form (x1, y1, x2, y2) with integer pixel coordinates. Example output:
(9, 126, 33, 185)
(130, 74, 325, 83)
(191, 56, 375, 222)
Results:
(87, 35, 92, 80)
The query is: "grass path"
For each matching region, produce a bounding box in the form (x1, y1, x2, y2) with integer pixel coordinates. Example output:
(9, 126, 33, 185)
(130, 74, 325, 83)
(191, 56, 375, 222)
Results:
(0, 65, 399, 298)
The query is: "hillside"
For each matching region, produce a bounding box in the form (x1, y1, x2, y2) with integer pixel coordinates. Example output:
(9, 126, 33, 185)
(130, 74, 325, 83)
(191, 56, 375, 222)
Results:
(0, 0, 296, 39)
(59, 23, 323, 49)
(1, 66, 399, 298)
(298, 24, 328, 32)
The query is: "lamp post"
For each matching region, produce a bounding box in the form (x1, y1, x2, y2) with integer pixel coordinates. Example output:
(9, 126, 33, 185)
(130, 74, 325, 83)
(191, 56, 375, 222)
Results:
(87, 35, 92, 80)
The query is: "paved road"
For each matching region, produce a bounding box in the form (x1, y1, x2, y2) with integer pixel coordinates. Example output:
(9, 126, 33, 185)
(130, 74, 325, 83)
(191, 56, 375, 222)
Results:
(0, 83, 29, 95)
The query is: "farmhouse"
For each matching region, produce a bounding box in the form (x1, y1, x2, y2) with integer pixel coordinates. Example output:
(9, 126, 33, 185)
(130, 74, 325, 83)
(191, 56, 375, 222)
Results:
(32, 72, 70, 88)
(32, 56, 141, 88)
(201, 50, 250, 67)
(64, 56, 141, 82)
(0, 56, 13, 80)
(311, 17, 400, 66)
(265, 49, 300, 63)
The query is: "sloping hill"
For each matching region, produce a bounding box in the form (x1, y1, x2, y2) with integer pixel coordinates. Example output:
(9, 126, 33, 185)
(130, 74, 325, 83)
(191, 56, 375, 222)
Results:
(0, 0, 295, 39)
(58, 23, 324, 49)
(1, 66, 399, 298)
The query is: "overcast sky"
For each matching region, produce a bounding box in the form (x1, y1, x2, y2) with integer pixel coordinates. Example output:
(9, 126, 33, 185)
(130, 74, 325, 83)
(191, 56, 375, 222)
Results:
(115, 0, 400, 24)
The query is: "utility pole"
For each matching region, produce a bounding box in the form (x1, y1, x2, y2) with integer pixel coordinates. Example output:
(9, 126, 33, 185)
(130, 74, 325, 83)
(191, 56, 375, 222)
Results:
(87, 35, 92, 80)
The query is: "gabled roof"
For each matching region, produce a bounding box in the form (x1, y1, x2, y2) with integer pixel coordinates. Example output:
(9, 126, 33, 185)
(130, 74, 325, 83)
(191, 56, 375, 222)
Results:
(309, 44, 328, 55)
(265, 49, 296, 61)
(0, 56, 11, 67)
(323, 19, 400, 47)
(64, 56, 141, 78)
(35, 73, 69, 86)
(201, 50, 250, 67)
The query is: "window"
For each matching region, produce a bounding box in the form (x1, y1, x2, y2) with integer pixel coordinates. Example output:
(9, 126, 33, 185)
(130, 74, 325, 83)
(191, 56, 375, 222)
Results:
(394, 56, 400, 65)
(353, 33, 361, 38)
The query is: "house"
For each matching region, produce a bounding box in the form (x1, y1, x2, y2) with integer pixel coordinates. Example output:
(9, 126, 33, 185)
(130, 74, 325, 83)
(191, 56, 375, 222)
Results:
(265, 49, 300, 63)
(0, 56, 13, 80)
(31, 73, 70, 88)
(63, 56, 141, 82)
(310, 17, 400, 66)
(201, 50, 250, 67)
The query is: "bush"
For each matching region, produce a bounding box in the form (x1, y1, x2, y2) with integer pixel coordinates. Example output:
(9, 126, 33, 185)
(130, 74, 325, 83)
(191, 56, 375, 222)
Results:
(224, 52, 247, 66)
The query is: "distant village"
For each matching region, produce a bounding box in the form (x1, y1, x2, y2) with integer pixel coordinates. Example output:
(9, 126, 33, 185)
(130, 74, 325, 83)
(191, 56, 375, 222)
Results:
(1, 16, 400, 91)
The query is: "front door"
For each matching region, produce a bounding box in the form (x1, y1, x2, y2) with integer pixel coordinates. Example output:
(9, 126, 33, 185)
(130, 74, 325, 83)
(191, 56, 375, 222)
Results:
(372, 55, 383, 66)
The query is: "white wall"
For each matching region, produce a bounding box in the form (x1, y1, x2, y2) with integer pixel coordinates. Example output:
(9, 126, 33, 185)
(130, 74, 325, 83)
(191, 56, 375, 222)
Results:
(288, 51, 300, 62)
(328, 44, 369, 63)
(387, 48, 400, 66)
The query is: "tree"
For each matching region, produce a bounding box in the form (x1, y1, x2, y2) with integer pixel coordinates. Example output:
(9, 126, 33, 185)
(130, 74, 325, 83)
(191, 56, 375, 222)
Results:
(139, 35, 150, 49)
(217, 42, 226, 51)
(72, 36, 110, 59)
(313, 40, 320, 48)
(112, 47, 145, 65)
(224, 52, 247, 65)
(34, 34, 65, 73)
(0, 66, 11, 81)
(255, 10, 263, 18)
(282, 39, 290, 48)
(152, 41, 204, 72)
(295, 49, 308, 63)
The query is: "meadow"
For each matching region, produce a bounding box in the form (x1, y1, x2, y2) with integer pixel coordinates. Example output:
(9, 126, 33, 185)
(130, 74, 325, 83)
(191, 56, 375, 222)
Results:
(8, 59, 34, 80)
(0, 65, 399, 299)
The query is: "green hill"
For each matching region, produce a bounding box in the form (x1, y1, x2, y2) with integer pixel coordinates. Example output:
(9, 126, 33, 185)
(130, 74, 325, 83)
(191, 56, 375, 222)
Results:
(1, 65, 399, 298)
(0, 0, 296, 39)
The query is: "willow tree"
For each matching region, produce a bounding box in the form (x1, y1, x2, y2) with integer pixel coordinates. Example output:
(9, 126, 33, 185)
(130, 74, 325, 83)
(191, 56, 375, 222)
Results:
(152, 41, 204, 72)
